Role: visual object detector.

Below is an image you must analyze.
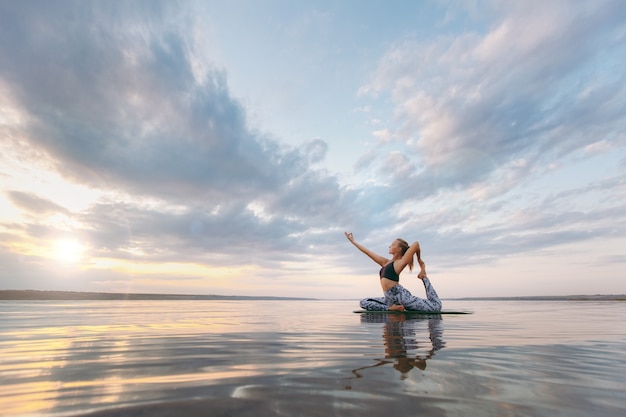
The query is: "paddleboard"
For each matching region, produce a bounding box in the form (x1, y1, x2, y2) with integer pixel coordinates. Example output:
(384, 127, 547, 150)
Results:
(353, 310, 472, 315)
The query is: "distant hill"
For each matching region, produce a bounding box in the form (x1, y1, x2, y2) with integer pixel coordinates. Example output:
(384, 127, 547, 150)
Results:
(0, 290, 315, 301)
(451, 294, 626, 301)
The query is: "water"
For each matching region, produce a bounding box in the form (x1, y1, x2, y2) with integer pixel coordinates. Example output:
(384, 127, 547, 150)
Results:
(1, 299, 625, 417)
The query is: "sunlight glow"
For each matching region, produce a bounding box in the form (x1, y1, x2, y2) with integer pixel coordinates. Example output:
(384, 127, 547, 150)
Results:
(90, 258, 256, 278)
(53, 239, 85, 264)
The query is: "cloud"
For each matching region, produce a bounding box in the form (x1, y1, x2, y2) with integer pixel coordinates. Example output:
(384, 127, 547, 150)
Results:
(0, 2, 341, 204)
(2, 5, 268, 196)
(0, 2, 369, 257)
(6, 191, 69, 216)
(303, 139, 328, 164)
(361, 0, 626, 192)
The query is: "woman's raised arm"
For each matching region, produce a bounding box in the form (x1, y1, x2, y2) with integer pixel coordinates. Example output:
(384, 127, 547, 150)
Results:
(344, 231, 388, 267)
(395, 241, 422, 272)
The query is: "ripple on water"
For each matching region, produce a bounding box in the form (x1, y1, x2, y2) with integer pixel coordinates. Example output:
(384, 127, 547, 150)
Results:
(0, 300, 625, 417)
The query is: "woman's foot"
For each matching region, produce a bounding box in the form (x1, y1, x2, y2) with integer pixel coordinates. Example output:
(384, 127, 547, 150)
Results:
(417, 260, 427, 280)
(388, 304, 406, 312)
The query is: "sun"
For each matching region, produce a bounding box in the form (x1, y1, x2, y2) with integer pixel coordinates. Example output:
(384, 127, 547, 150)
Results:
(53, 239, 85, 263)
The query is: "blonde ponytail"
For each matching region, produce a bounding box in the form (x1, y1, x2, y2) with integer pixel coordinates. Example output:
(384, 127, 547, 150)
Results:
(396, 238, 414, 271)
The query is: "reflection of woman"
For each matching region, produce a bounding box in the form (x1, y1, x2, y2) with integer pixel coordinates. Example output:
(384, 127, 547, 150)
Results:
(349, 315, 446, 382)
(385, 315, 446, 376)
(344, 232, 442, 312)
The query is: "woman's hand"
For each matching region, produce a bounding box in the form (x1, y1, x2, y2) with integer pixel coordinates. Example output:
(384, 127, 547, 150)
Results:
(344, 231, 387, 266)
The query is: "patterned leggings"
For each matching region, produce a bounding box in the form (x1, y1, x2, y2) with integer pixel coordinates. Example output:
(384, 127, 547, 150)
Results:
(359, 278, 442, 312)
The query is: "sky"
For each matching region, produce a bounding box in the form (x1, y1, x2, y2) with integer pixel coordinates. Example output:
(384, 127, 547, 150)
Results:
(1, 0, 625, 299)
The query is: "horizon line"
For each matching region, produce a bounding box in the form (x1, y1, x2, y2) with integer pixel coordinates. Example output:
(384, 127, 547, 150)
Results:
(1, 289, 625, 301)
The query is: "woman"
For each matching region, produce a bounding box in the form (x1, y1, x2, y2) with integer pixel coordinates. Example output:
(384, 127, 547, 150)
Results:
(345, 231, 442, 312)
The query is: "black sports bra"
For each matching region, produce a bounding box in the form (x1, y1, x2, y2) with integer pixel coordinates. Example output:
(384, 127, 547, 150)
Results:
(379, 262, 400, 282)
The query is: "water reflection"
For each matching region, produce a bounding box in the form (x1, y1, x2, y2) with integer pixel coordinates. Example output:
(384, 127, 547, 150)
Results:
(3, 301, 626, 417)
(351, 314, 446, 381)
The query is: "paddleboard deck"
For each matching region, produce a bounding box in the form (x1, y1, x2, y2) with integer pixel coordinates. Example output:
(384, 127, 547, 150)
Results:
(353, 310, 472, 315)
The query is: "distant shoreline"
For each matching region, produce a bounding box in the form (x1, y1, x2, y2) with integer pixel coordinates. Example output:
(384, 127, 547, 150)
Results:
(0, 290, 624, 301)
(0, 290, 315, 301)
(450, 295, 626, 301)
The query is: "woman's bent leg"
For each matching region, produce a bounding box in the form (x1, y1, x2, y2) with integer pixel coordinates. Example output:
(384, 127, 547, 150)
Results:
(422, 277, 442, 311)
(360, 297, 388, 311)
(397, 278, 442, 312)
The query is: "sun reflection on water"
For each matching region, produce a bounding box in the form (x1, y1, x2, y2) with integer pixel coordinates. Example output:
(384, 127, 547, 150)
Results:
(1, 300, 625, 417)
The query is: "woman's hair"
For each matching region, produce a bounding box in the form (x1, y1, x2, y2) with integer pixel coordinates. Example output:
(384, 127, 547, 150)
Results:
(396, 238, 414, 271)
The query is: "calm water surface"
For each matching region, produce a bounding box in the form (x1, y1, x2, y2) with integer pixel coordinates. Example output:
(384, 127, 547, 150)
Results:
(1, 299, 625, 417)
